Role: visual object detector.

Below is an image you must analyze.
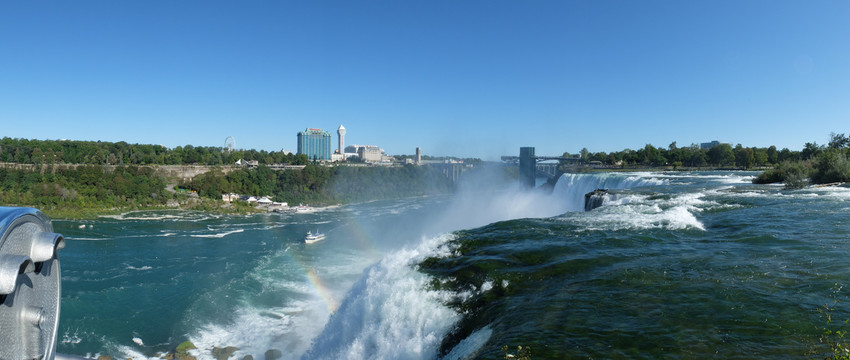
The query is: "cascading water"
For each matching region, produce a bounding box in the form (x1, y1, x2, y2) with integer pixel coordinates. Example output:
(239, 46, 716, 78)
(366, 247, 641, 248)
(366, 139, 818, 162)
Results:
(552, 172, 667, 211)
(300, 172, 670, 359)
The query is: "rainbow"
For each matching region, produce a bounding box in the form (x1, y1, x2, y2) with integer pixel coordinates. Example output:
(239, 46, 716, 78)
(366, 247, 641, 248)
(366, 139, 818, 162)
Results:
(306, 267, 338, 313)
(288, 215, 383, 314)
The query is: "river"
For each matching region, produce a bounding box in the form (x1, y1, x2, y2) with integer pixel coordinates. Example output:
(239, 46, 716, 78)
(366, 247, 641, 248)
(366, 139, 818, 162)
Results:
(54, 171, 850, 359)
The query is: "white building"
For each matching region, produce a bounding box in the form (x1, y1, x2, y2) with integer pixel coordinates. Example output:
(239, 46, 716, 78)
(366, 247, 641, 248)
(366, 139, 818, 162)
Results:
(358, 146, 384, 163)
(337, 125, 346, 154)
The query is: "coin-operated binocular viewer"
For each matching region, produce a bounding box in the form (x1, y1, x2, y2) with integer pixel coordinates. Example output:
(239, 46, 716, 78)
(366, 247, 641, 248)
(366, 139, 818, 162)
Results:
(0, 207, 66, 360)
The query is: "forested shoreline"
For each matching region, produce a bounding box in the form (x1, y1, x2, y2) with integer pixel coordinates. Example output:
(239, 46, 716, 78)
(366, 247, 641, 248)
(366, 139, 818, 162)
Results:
(0, 165, 171, 218)
(0, 163, 456, 219)
(0, 137, 803, 168)
(570, 141, 802, 169)
(0, 137, 309, 166)
(2, 134, 848, 219)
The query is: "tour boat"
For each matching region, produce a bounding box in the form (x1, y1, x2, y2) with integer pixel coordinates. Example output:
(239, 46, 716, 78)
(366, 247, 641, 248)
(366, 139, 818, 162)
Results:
(304, 231, 326, 244)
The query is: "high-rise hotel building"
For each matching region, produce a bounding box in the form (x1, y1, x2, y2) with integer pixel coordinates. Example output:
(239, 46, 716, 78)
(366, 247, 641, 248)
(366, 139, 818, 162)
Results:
(297, 128, 332, 161)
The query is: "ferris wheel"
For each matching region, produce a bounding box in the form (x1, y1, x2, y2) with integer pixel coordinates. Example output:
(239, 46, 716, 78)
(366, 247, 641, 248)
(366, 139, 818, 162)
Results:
(224, 136, 236, 153)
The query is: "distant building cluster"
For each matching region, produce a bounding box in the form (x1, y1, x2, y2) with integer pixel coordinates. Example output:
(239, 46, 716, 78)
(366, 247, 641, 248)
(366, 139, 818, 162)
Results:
(296, 124, 409, 165)
(700, 140, 721, 149)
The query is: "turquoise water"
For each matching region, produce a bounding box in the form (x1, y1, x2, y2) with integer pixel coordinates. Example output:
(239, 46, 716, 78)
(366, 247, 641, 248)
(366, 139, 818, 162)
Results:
(54, 172, 850, 359)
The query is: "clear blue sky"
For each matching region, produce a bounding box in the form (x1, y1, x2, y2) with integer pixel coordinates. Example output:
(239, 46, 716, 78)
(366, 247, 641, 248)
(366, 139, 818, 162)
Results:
(2, 1, 848, 160)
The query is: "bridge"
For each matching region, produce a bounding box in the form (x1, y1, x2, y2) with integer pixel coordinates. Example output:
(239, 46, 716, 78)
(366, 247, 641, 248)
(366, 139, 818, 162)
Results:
(502, 147, 583, 188)
(426, 162, 472, 184)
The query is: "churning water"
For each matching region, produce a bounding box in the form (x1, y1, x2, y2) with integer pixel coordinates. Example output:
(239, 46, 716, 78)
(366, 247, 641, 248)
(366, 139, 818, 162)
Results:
(54, 171, 850, 359)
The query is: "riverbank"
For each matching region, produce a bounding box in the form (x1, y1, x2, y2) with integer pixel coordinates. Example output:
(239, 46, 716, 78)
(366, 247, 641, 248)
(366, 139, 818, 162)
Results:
(1, 163, 456, 220)
(30, 197, 263, 220)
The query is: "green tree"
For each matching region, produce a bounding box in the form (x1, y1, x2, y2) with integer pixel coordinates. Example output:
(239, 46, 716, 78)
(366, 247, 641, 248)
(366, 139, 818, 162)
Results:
(708, 144, 735, 166)
(802, 142, 823, 160)
(734, 145, 755, 168)
(828, 132, 849, 149)
(767, 145, 778, 164)
(753, 148, 768, 166)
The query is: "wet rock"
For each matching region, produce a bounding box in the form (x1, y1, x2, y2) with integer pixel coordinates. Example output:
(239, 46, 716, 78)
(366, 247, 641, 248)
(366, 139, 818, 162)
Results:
(176, 341, 197, 354)
(213, 346, 239, 360)
(242, 356, 254, 360)
(264, 349, 282, 360)
(584, 189, 608, 211)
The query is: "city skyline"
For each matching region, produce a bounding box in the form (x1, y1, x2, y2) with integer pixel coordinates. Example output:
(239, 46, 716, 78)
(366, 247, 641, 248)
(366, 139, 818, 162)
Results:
(1, 1, 849, 160)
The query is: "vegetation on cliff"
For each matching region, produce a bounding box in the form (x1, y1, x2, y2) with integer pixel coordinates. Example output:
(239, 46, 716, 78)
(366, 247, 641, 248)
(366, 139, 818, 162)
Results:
(0, 161, 455, 218)
(182, 164, 455, 205)
(0, 165, 169, 216)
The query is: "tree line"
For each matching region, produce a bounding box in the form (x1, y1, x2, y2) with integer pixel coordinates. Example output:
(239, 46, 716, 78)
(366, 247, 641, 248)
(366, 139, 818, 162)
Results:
(570, 142, 804, 169)
(0, 165, 168, 212)
(0, 162, 456, 218)
(0, 137, 309, 166)
(182, 164, 455, 205)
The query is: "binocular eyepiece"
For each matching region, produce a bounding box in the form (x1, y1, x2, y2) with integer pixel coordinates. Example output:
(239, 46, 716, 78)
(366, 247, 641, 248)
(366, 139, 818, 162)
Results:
(0, 207, 65, 360)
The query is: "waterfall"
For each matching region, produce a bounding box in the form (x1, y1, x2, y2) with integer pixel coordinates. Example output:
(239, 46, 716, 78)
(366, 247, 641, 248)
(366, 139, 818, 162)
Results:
(553, 173, 666, 212)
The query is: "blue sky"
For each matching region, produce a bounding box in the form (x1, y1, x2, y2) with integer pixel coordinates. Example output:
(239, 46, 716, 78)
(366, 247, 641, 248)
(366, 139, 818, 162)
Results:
(1, 1, 848, 160)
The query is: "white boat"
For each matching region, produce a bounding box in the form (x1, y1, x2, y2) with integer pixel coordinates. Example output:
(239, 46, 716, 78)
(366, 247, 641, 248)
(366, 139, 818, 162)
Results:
(304, 231, 326, 244)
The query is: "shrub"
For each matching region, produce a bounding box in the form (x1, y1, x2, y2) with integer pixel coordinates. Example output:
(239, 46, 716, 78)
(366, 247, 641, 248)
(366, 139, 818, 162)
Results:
(811, 150, 850, 184)
(752, 161, 812, 188)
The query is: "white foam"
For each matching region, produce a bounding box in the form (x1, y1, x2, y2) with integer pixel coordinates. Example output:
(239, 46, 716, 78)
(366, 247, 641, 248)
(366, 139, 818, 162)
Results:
(442, 325, 494, 360)
(303, 234, 459, 360)
(126, 265, 153, 271)
(186, 246, 358, 359)
(574, 203, 705, 231)
(480, 280, 494, 292)
(115, 344, 154, 360)
(61, 331, 83, 345)
(188, 303, 319, 360)
(66, 237, 108, 241)
(189, 229, 245, 238)
(810, 186, 850, 200)
(99, 211, 215, 222)
(572, 186, 708, 232)
(553, 173, 668, 212)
